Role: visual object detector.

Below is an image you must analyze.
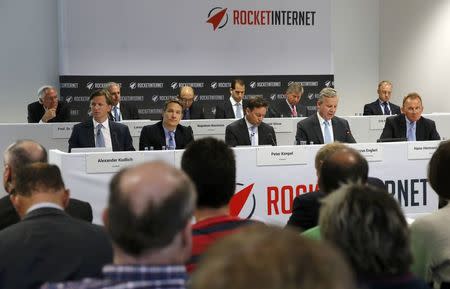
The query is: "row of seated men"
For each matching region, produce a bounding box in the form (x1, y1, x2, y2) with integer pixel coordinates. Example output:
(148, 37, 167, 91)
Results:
(28, 80, 441, 153)
(0, 137, 448, 288)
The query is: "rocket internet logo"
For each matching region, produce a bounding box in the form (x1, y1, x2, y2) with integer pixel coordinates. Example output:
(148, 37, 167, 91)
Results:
(207, 7, 228, 31)
(229, 183, 256, 219)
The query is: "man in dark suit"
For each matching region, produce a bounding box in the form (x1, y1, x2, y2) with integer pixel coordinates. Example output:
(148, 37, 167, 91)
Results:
(363, 81, 401, 115)
(0, 140, 92, 231)
(215, 79, 247, 119)
(268, 82, 310, 118)
(68, 89, 135, 152)
(380, 92, 440, 141)
(295, 88, 356, 145)
(139, 99, 194, 150)
(0, 163, 112, 289)
(178, 85, 205, 119)
(225, 96, 277, 147)
(27, 85, 71, 123)
(106, 82, 140, 120)
(287, 144, 368, 232)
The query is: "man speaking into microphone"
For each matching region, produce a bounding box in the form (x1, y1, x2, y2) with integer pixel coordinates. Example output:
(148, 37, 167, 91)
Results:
(225, 96, 277, 147)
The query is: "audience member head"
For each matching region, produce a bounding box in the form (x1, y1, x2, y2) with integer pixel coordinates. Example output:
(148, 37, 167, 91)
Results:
(319, 147, 368, 194)
(190, 224, 356, 289)
(319, 183, 412, 277)
(178, 86, 195, 109)
(314, 142, 347, 178)
(89, 89, 113, 123)
(245, 96, 268, 127)
(285, 82, 304, 107)
(377, 80, 393, 103)
(106, 82, 121, 106)
(181, 137, 236, 211)
(428, 140, 450, 201)
(105, 161, 196, 264)
(230, 79, 245, 103)
(38, 85, 59, 110)
(162, 99, 183, 131)
(11, 163, 69, 218)
(402, 92, 423, 123)
(3, 140, 47, 194)
(317, 87, 338, 121)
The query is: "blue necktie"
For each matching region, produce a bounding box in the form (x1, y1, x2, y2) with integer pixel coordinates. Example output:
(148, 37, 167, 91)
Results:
(113, 106, 120, 121)
(168, 131, 176, 150)
(382, 102, 390, 115)
(96, 124, 105, 147)
(323, 121, 332, 144)
(407, 122, 416, 141)
(250, 126, 257, 146)
(235, 103, 242, 119)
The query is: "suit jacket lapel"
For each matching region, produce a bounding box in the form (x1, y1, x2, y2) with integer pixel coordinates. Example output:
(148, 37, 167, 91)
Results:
(313, 114, 324, 144)
(84, 120, 96, 147)
(239, 118, 251, 145)
(109, 120, 119, 151)
(175, 125, 184, 148)
(157, 122, 167, 148)
(415, 117, 425, 141)
(399, 116, 407, 138)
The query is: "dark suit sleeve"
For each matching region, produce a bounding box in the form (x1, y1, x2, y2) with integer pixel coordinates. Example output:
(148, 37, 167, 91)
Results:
(139, 126, 150, 150)
(187, 126, 194, 143)
(295, 121, 308, 145)
(380, 117, 394, 140)
(68, 125, 80, 152)
(343, 119, 356, 143)
(429, 120, 441, 140)
(286, 195, 319, 232)
(363, 104, 373, 116)
(225, 125, 238, 147)
(27, 103, 39, 123)
(122, 126, 135, 151)
(66, 199, 93, 223)
(215, 105, 225, 119)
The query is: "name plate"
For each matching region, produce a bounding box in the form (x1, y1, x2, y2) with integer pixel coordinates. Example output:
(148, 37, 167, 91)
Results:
(52, 123, 74, 138)
(86, 152, 143, 173)
(186, 119, 232, 135)
(256, 146, 306, 166)
(125, 121, 152, 137)
(264, 118, 293, 133)
(351, 143, 383, 162)
(369, 116, 387, 130)
(407, 141, 439, 160)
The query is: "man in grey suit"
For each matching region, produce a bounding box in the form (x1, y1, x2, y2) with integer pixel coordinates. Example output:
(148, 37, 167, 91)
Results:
(0, 163, 112, 289)
(295, 88, 356, 145)
(268, 82, 310, 118)
(380, 92, 440, 141)
(225, 96, 276, 146)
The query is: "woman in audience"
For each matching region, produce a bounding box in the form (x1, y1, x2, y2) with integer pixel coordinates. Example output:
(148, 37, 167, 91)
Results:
(320, 183, 429, 289)
(190, 224, 356, 289)
(411, 140, 450, 288)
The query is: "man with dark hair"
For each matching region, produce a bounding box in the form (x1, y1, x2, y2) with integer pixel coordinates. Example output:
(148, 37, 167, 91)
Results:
(68, 89, 135, 152)
(286, 145, 369, 232)
(27, 85, 71, 123)
(0, 140, 92, 230)
(268, 82, 310, 118)
(44, 161, 196, 289)
(215, 79, 247, 119)
(380, 92, 440, 141)
(106, 82, 140, 121)
(181, 137, 254, 272)
(139, 99, 194, 150)
(177, 86, 205, 119)
(296, 87, 356, 144)
(363, 81, 401, 115)
(0, 163, 112, 289)
(225, 96, 276, 146)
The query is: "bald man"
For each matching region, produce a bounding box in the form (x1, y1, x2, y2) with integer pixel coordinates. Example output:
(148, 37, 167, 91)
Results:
(177, 86, 205, 119)
(44, 161, 196, 289)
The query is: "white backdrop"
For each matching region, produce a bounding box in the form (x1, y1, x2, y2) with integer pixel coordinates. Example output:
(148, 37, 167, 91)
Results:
(58, 0, 331, 75)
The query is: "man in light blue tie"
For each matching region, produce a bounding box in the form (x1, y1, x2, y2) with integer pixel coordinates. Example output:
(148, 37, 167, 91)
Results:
(295, 88, 356, 145)
(106, 82, 140, 121)
(380, 92, 440, 141)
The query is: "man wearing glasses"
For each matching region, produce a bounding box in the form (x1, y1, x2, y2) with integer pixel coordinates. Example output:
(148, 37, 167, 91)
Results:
(177, 86, 205, 119)
(379, 92, 440, 141)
